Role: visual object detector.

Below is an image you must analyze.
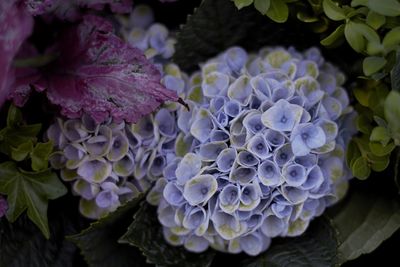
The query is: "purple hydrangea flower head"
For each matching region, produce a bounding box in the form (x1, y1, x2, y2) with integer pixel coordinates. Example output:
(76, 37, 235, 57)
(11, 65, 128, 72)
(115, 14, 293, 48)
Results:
(150, 46, 355, 255)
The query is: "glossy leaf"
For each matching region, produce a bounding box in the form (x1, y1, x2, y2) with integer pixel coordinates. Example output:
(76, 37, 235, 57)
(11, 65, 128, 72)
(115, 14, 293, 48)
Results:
(233, 0, 254, 9)
(363, 56, 387, 76)
(266, 0, 289, 23)
(321, 24, 345, 47)
(254, 0, 270, 14)
(322, 0, 346, 21)
(351, 157, 370, 179)
(30, 141, 53, 172)
(384, 91, 400, 144)
(367, 0, 400, 16)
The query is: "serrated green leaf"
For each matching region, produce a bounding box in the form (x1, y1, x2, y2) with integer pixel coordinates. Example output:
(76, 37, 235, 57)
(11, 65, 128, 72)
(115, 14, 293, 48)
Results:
(0, 123, 41, 156)
(266, 0, 289, 23)
(323, 0, 346, 21)
(384, 91, 400, 144)
(0, 161, 67, 238)
(240, 217, 338, 267)
(233, 0, 254, 9)
(0, 208, 78, 267)
(119, 202, 215, 267)
(6, 104, 23, 127)
(30, 141, 53, 172)
(11, 140, 34, 161)
(327, 189, 400, 263)
(367, 0, 400, 16)
(363, 56, 387, 76)
(254, 0, 270, 14)
(366, 11, 386, 30)
(351, 156, 371, 179)
(321, 24, 345, 46)
(369, 141, 396, 156)
(370, 126, 391, 146)
(391, 50, 400, 91)
(68, 195, 148, 267)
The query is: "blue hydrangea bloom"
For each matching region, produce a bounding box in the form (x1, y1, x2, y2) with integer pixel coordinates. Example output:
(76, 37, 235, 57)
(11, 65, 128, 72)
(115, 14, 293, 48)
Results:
(150, 46, 355, 255)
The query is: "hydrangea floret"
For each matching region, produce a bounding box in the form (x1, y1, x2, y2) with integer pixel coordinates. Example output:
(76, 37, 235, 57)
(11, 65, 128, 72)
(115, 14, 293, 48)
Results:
(149, 46, 356, 255)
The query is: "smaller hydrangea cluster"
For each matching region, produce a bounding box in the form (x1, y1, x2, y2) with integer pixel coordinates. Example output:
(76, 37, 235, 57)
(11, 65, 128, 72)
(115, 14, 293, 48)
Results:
(150, 46, 356, 255)
(0, 195, 7, 218)
(46, 92, 184, 218)
(118, 5, 175, 61)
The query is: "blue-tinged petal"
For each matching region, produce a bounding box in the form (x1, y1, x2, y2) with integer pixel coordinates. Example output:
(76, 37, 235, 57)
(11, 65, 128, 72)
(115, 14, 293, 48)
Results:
(258, 160, 281, 187)
(161, 138, 176, 153)
(163, 75, 185, 94)
(230, 166, 257, 184)
(73, 179, 100, 200)
(243, 112, 264, 134)
(146, 178, 167, 206)
(219, 184, 240, 213)
(46, 120, 67, 149)
(228, 238, 242, 254)
(247, 134, 270, 159)
(304, 47, 324, 66)
(281, 61, 297, 80)
(271, 202, 292, 219)
(163, 227, 184, 246)
(295, 60, 319, 79)
(214, 111, 229, 128)
(183, 175, 218, 206)
(291, 133, 310, 156)
(190, 109, 214, 143)
(283, 164, 307, 187)
(183, 206, 207, 230)
(84, 129, 112, 158)
(199, 142, 227, 161)
(49, 151, 66, 170)
(148, 23, 168, 53)
(239, 183, 261, 211)
(77, 158, 112, 183)
(210, 96, 227, 113)
(260, 215, 286, 237)
(287, 219, 310, 237)
(281, 186, 308, 204)
(177, 105, 193, 134)
(230, 133, 247, 148)
(322, 96, 342, 120)
(126, 27, 148, 51)
(273, 143, 294, 166)
(210, 129, 230, 142)
(246, 214, 263, 232)
(250, 75, 271, 100)
(184, 235, 210, 253)
(240, 233, 263, 256)
(312, 140, 336, 154)
(107, 132, 129, 162)
(202, 72, 230, 97)
(246, 56, 270, 76)
(60, 168, 79, 182)
(131, 115, 155, 140)
(295, 77, 324, 108)
(149, 155, 166, 177)
(62, 119, 89, 142)
(265, 49, 292, 68)
(271, 81, 294, 102)
(300, 109, 311, 123)
(211, 211, 247, 240)
(81, 114, 98, 133)
(64, 143, 87, 169)
(320, 157, 344, 184)
(216, 148, 237, 172)
(224, 46, 248, 73)
(224, 99, 242, 117)
(129, 5, 154, 28)
(113, 152, 135, 177)
(289, 95, 305, 107)
(300, 198, 319, 220)
(318, 73, 336, 95)
(237, 150, 259, 167)
(175, 153, 202, 185)
(264, 129, 286, 147)
(158, 205, 178, 228)
(294, 154, 317, 168)
(95, 190, 119, 209)
(261, 99, 303, 132)
(332, 87, 350, 110)
(163, 158, 180, 181)
(155, 108, 176, 137)
(227, 75, 253, 105)
(163, 182, 184, 206)
(79, 199, 108, 219)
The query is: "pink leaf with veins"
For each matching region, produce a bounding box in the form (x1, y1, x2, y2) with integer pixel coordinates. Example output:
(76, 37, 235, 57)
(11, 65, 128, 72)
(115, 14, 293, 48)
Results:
(0, 1, 34, 108)
(35, 15, 178, 123)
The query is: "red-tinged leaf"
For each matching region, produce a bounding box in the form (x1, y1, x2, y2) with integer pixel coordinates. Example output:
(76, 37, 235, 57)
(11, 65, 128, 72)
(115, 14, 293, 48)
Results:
(26, 0, 132, 21)
(35, 15, 178, 123)
(0, 1, 34, 108)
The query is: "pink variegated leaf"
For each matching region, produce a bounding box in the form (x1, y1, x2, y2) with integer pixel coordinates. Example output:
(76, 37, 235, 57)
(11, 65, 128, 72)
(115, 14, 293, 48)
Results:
(35, 15, 178, 123)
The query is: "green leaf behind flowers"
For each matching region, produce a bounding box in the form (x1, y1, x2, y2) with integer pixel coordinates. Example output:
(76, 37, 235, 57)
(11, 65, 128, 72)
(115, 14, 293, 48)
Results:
(68, 194, 149, 267)
(119, 202, 215, 267)
(0, 161, 67, 239)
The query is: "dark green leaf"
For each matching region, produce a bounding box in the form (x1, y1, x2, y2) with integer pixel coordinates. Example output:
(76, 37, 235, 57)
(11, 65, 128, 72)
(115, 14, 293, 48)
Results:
(366, 11, 386, 30)
(327, 189, 400, 263)
(0, 124, 41, 156)
(391, 50, 400, 91)
(368, 154, 390, 172)
(369, 141, 396, 156)
(30, 141, 53, 172)
(351, 156, 371, 179)
(383, 27, 400, 51)
(68, 195, 149, 267)
(11, 140, 34, 161)
(266, 0, 289, 23)
(346, 140, 361, 167)
(240, 217, 338, 267)
(362, 56, 387, 76)
(6, 104, 23, 127)
(369, 126, 391, 146)
(0, 210, 78, 267)
(254, 0, 270, 14)
(0, 161, 67, 238)
(233, 0, 254, 9)
(321, 24, 345, 47)
(119, 202, 215, 267)
(367, 0, 400, 16)
(384, 91, 400, 144)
